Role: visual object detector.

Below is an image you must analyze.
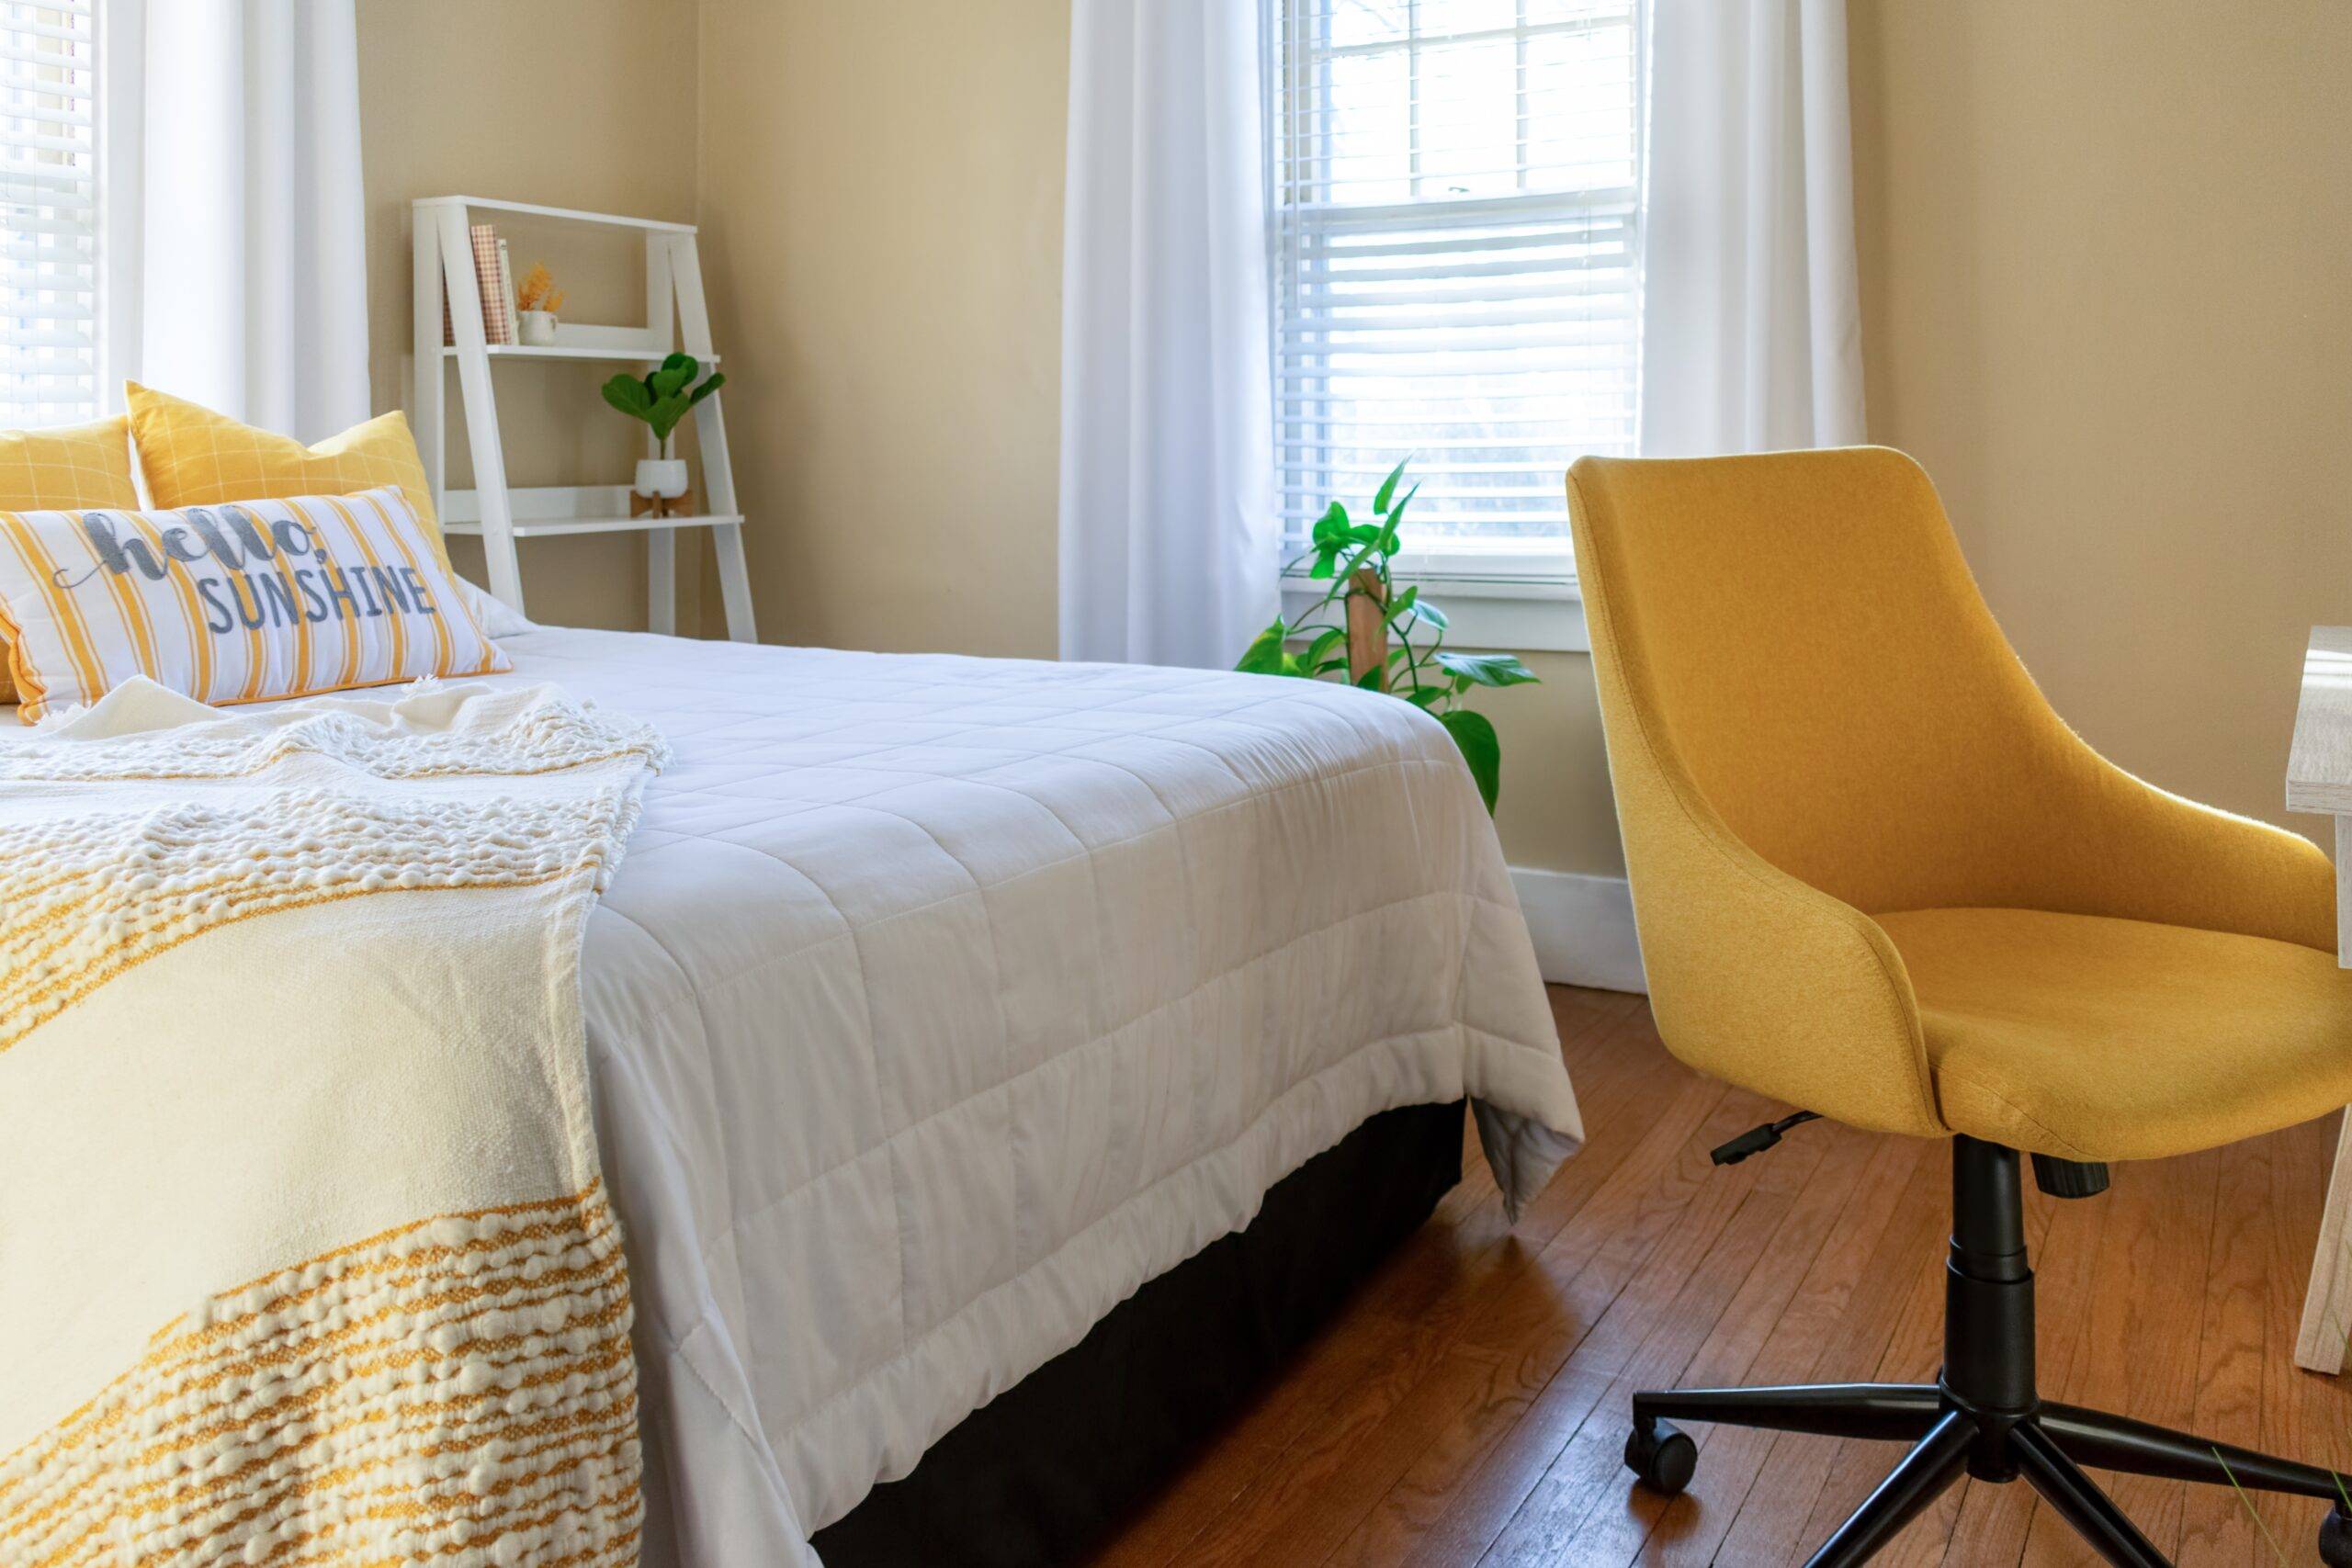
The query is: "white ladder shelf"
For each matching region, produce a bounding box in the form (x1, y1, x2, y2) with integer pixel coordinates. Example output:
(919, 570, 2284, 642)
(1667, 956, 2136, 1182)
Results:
(412, 195, 755, 641)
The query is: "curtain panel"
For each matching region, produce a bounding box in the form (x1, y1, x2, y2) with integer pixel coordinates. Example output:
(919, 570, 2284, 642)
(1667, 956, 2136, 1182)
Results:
(1640, 0, 1866, 455)
(1057, 0, 1278, 669)
(1055, 0, 1865, 663)
(100, 0, 370, 442)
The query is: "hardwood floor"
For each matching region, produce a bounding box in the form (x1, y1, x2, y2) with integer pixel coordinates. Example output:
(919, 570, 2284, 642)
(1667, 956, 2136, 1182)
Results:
(1086, 984, 2352, 1567)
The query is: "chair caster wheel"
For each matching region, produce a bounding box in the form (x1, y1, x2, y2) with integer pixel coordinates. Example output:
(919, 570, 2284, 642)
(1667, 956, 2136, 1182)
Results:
(1624, 1418, 1697, 1495)
(2323, 1504, 2352, 1568)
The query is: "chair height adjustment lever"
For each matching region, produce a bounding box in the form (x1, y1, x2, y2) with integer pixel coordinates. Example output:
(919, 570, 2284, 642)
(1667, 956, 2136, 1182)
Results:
(1711, 1111, 1821, 1168)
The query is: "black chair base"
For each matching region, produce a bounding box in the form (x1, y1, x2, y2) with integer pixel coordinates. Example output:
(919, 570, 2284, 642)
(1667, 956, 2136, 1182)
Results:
(1625, 1137, 2352, 1566)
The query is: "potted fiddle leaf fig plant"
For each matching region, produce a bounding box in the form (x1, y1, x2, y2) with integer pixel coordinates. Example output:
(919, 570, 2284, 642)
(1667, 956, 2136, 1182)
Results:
(603, 353, 724, 501)
(1236, 456, 1539, 814)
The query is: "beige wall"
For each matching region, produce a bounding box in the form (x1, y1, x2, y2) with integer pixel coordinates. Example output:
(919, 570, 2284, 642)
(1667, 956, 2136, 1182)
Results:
(1849, 0, 2352, 845)
(683, 0, 1627, 874)
(356, 0, 706, 635)
(1479, 651, 1619, 875)
(363, 1, 2352, 876)
(1515, 2, 2352, 874)
(695, 0, 1069, 658)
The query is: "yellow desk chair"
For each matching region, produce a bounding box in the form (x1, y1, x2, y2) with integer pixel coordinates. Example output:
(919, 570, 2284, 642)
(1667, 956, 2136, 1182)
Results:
(1568, 447, 2352, 1567)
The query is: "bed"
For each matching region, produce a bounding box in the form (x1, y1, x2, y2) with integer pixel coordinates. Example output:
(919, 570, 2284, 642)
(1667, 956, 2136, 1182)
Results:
(7, 619, 1584, 1565)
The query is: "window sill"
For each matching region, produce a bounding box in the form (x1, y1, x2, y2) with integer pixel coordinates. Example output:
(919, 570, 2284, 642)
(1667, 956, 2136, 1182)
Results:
(1279, 565, 1589, 654)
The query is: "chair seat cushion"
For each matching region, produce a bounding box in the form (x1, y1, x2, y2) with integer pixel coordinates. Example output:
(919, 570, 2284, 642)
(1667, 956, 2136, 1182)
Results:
(1875, 907, 2352, 1161)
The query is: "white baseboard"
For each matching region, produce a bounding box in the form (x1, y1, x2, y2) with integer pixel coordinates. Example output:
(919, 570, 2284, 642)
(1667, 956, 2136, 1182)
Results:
(1510, 866, 1647, 994)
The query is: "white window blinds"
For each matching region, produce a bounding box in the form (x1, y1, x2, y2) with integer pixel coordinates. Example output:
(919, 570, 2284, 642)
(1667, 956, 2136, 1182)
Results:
(1269, 0, 1643, 570)
(0, 1, 96, 428)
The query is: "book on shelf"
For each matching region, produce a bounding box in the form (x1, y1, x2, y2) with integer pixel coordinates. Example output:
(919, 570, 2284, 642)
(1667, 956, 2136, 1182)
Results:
(497, 238, 517, 343)
(453, 223, 517, 345)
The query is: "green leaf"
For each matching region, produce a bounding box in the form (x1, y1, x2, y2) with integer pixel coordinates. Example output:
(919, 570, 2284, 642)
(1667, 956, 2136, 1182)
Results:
(1403, 682, 1447, 709)
(1312, 502, 1351, 546)
(1374, 456, 1410, 515)
(1235, 618, 1293, 676)
(1435, 650, 1541, 689)
(600, 375, 654, 418)
(1383, 585, 1419, 625)
(1312, 657, 1350, 675)
(1374, 481, 1411, 549)
(1302, 627, 1347, 669)
(649, 355, 697, 399)
(646, 393, 695, 445)
(1437, 707, 1502, 814)
(1308, 553, 1337, 581)
(1353, 663, 1385, 691)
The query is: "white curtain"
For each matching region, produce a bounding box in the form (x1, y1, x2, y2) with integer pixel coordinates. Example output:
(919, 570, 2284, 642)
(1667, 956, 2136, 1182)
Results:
(101, 0, 370, 441)
(1640, 0, 1865, 455)
(1057, 0, 1277, 669)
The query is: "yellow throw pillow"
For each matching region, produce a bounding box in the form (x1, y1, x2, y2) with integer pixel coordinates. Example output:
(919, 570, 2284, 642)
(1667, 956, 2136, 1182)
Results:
(0, 415, 140, 706)
(0, 485, 508, 723)
(126, 382, 450, 564)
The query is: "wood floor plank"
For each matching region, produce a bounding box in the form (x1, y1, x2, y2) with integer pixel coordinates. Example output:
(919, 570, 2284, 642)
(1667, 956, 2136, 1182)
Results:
(1705, 1145, 1953, 1565)
(1084, 990, 2352, 1568)
(1791, 1177, 1954, 1558)
(1638, 1133, 1934, 1568)
(2177, 1134, 2278, 1568)
(1324, 1079, 1770, 1568)
(1191, 1018, 1758, 1568)
(2019, 1147, 2222, 1564)
(1496, 1120, 1885, 1568)
(1471, 1181, 1812, 1565)
(1087, 989, 1664, 1568)
(1340, 1080, 1766, 1566)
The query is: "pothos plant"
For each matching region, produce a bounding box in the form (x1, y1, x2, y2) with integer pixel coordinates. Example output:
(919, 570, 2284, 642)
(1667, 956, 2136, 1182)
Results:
(1236, 457, 1538, 814)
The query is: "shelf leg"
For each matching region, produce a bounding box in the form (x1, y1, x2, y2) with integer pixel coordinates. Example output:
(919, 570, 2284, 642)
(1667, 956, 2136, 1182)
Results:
(670, 231, 755, 642)
(433, 202, 526, 617)
(712, 523, 755, 644)
(647, 527, 676, 637)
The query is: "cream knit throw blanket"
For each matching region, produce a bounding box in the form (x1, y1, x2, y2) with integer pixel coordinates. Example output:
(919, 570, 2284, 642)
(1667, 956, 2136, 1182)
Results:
(0, 676, 665, 1566)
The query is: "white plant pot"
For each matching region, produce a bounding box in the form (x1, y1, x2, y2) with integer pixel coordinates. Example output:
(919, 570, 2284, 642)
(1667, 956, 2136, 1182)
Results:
(518, 310, 559, 346)
(635, 457, 689, 500)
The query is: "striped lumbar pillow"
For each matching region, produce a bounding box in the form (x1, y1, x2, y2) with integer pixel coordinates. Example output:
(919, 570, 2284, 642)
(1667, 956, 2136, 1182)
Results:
(0, 485, 509, 722)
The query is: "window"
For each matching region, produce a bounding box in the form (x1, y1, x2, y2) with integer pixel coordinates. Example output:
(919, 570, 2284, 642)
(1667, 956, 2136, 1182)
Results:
(1269, 0, 1643, 583)
(0, 1, 96, 428)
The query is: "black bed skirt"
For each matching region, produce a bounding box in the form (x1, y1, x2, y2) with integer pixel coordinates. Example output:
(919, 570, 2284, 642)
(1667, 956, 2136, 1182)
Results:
(808, 1099, 1467, 1568)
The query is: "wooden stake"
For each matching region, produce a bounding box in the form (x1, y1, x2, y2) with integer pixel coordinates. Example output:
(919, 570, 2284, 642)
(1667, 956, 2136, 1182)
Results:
(1345, 568, 1388, 689)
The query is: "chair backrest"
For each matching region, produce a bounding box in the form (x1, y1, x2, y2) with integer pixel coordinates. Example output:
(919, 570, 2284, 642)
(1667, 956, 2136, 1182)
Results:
(1566, 446, 2109, 917)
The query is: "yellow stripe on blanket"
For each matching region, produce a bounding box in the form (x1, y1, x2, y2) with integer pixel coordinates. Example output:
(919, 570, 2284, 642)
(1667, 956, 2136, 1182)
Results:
(0, 677, 666, 1568)
(0, 1186, 641, 1567)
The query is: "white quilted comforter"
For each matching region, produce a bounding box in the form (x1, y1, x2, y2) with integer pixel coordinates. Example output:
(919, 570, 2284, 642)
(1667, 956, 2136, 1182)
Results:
(7, 623, 1584, 1564)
